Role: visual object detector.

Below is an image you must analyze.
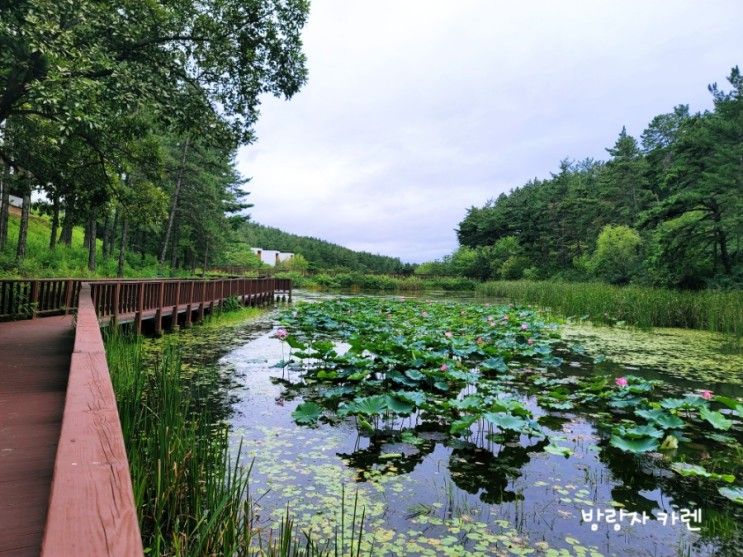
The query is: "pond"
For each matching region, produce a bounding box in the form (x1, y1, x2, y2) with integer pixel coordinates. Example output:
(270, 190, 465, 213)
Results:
(214, 291, 742, 556)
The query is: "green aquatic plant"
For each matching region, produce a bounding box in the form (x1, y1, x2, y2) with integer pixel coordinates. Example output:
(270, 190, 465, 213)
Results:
(718, 486, 743, 505)
(671, 463, 735, 483)
(274, 297, 743, 494)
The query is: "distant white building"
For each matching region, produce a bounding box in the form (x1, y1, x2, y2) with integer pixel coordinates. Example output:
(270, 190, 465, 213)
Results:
(8, 195, 23, 208)
(251, 247, 294, 267)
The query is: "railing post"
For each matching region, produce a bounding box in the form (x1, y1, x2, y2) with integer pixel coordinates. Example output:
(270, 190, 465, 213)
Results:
(30, 280, 39, 319)
(135, 283, 144, 335)
(112, 282, 120, 327)
(198, 280, 206, 322)
(185, 281, 194, 328)
(289, 279, 293, 303)
(172, 281, 181, 330)
(64, 279, 74, 314)
(155, 281, 164, 336)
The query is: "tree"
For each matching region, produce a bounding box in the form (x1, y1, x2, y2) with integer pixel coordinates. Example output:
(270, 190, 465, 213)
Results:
(588, 225, 642, 284)
(277, 253, 309, 274)
(599, 127, 651, 225)
(641, 67, 742, 284)
(0, 0, 309, 150)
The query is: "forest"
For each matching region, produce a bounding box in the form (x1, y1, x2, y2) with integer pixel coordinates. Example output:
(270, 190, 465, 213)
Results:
(422, 68, 743, 290)
(0, 0, 310, 276)
(239, 221, 412, 274)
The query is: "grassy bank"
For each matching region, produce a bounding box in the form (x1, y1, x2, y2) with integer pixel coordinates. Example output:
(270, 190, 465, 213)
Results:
(1, 211, 189, 278)
(477, 280, 743, 337)
(277, 271, 477, 292)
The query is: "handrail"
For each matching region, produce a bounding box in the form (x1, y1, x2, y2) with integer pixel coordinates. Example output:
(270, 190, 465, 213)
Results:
(0, 277, 292, 322)
(41, 283, 144, 556)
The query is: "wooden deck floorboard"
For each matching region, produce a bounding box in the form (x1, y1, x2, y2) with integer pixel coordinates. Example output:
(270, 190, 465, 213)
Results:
(0, 316, 73, 557)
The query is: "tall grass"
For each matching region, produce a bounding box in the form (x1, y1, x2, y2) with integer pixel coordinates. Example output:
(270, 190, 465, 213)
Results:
(105, 331, 364, 556)
(276, 271, 477, 292)
(477, 280, 743, 337)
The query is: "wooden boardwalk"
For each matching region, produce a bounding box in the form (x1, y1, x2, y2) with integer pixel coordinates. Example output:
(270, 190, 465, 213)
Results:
(0, 316, 74, 556)
(0, 277, 291, 556)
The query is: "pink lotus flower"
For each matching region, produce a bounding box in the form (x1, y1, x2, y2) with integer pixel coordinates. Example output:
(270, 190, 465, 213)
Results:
(439, 363, 449, 372)
(421, 311, 429, 317)
(444, 331, 453, 338)
(527, 338, 534, 345)
(501, 314, 509, 321)
(521, 323, 529, 330)
(699, 389, 713, 400)
(274, 328, 288, 341)
(615, 376, 628, 388)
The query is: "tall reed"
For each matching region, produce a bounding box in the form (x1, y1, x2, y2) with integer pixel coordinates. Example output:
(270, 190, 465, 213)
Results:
(477, 280, 742, 338)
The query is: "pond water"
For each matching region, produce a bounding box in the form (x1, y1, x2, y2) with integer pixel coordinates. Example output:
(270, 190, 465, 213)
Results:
(213, 291, 742, 557)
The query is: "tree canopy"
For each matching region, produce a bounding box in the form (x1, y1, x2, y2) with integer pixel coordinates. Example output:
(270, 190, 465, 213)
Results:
(0, 0, 310, 275)
(451, 67, 742, 289)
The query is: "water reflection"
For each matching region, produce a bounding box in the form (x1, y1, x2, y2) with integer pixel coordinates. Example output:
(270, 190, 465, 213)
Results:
(213, 292, 743, 556)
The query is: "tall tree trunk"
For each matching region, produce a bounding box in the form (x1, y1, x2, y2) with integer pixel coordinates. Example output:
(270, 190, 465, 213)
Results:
(137, 227, 146, 261)
(101, 210, 110, 258)
(170, 220, 179, 269)
(202, 238, 209, 277)
(15, 185, 30, 264)
(0, 166, 9, 249)
(59, 200, 74, 246)
(87, 215, 96, 272)
(160, 136, 190, 263)
(710, 203, 733, 275)
(117, 217, 129, 277)
(83, 218, 91, 250)
(49, 192, 59, 250)
(107, 206, 119, 260)
(717, 226, 733, 275)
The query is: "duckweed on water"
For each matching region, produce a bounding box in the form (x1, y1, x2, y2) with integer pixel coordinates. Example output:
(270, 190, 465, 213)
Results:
(107, 307, 367, 556)
(562, 323, 743, 386)
(240, 297, 743, 555)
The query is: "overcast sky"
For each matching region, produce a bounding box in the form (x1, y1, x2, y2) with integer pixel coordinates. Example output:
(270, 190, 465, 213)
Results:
(237, 0, 743, 263)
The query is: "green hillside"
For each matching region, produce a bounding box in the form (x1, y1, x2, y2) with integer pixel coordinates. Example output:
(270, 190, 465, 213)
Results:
(238, 221, 413, 274)
(0, 211, 179, 278)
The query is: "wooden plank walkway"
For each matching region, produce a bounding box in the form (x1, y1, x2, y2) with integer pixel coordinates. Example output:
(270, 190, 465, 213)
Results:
(0, 316, 74, 557)
(0, 277, 292, 556)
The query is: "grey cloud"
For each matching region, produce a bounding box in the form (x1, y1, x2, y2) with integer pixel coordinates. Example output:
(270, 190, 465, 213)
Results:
(238, 0, 743, 263)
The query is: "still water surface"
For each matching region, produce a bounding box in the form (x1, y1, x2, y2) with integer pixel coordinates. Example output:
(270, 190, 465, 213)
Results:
(216, 291, 742, 556)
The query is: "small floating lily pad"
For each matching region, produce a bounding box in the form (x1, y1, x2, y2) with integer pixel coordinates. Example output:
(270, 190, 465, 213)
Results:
(718, 486, 743, 504)
(670, 463, 735, 483)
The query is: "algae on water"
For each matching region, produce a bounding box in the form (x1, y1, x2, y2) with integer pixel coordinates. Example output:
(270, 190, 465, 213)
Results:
(563, 322, 743, 386)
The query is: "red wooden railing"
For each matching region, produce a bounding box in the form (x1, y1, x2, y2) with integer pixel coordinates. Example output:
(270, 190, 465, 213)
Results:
(41, 283, 144, 556)
(0, 277, 292, 327)
(3, 277, 291, 556)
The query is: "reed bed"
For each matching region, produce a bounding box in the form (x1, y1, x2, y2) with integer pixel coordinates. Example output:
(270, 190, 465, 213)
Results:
(276, 271, 477, 292)
(477, 280, 742, 338)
